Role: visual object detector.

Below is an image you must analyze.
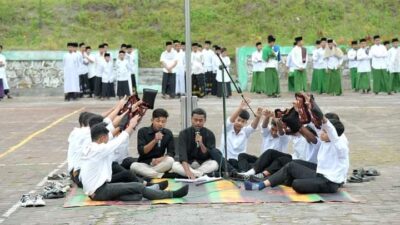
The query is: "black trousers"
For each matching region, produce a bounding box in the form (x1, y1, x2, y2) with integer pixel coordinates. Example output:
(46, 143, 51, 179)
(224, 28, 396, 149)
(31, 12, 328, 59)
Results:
(131, 74, 137, 92)
(101, 82, 116, 98)
(192, 73, 205, 97)
(79, 73, 90, 95)
(92, 182, 172, 201)
(237, 153, 258, 172)
(208, 148, 237, 174)
(88, 77, 96, 96)
(120, 157, 138, 170)
(268, 161, 339, 194)
(205, 71, 214, 94)
(211, 72, 218, 95)
(217, 82, 232, 97)
(93, 77, 102, 96)
(111, 162, 142, 183)
(161, 72, 176, 97)
(253, 149, 292, 175)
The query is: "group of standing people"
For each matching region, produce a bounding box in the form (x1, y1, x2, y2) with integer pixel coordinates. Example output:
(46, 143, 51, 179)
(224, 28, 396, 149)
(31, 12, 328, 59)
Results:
(0, 45, 12, 101)
(251, 35, 400, 96)
(63, 42, 138, 101)
(160, 40, 232, 99)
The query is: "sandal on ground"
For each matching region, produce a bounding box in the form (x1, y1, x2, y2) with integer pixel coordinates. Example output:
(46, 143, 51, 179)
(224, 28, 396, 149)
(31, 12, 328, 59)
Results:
(365, 168, 380, 176)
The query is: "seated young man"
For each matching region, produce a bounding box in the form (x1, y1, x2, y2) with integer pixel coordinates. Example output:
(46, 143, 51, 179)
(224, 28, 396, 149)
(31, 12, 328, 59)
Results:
(130, 108, 175, 178)
(80, 116, 189, 201)
(171, 108, 219, 179)
(236, 109, 291, 172)
(239, 125, 320, 180)
(245, 116, 348, 194)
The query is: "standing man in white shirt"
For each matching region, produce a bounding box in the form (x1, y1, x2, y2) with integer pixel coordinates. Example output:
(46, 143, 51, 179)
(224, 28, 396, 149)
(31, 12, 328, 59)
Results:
(347, 40, 359, 91)
(356, 38, 372, 93)
(370, 35, 391, 95)
(174, 41, 185, 97)
(286, 42, 297, 92)
(203, 41, 214, 95)
(191, 43, 206, 98)
(125, 44, 136, 94)
(160, 41, 178, 99)
(388, 38, 400, 93)
(85, 46, 96, 98)
(0, 44, 12, 100)
(311, 40, 322, 93)
(291, 36, 308, 92)
(94, 44, 106, 98)
(319, 38, 329, 93)
(250, 42, 266, 94)
(77, 42, 90, 97)
(262, 35, 280, 97)
(115, 51, 132, 98)
(63, 42, 80, 101)
(325, 39, 344, 96)
(100, 53, 115, 100)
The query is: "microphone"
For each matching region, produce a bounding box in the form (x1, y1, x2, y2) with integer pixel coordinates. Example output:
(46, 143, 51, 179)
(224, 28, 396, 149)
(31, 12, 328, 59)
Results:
(195, 129, 200, 148)
(157, 128, 163, 148)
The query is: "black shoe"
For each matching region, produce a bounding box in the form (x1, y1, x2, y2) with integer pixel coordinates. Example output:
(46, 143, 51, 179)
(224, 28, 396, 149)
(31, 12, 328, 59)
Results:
(172, 185, 189, 198)
(230, 171, 249, 181)
(154, 180, 168, 190)
(249, 174, 266, 183)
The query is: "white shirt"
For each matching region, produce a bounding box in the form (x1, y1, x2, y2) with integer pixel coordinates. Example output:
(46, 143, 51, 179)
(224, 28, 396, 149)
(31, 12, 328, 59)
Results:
(264, 46, 279, 69)
(126, 51, 136, 74)
(356, 48, 372, 73)
(115, 58, 130, 81)
(388, 47, 400, 73)
(312, 48, 325, 69)
(191, 51, 204, 75)
(286, 51, 295, 72)
(67, 127, 84, 173)
(112, 137, 130, 164)
(175, 50, 185, 72)
(100, 60, 114, 83)
(252, 50, 266, 72)
(203, 49, 214, 72)
(212, 54, 220, 73)
(326, 48, 343, 70)
(77, 51, 89, 75)
(80, 131, 130, 195)
(347, 48, 358, 69)
(260, 125, 290, 154)
(0, 54, 7, 80)
(291, 46, 308, 70)
(316, 120, 349, 184)
(291, 135, 320, 164)
(95, 53, 105, 78)
(219, 117, 256, 160)
(63, 52, 80, 93)
(216, 56, 231, 82)
(160, 50, 178, 73)
(87, 54, 96, 78)
(369, 44, 388, 69)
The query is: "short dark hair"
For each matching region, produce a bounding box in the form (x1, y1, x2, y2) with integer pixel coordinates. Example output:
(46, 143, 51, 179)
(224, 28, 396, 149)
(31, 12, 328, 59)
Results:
(329, 119, 345, 137)
(88, 115, 104, 128)
(79, 112, 89, 126)
(79, 42, 85, 47)
(192, 108, 207, 119)
(82, 112, 98, 127)
(152, 108, 169, 119)
(325, 112, 340, 121)
(0, 45, 3, 49)
(239, 110, 250, 120)
(91, 123, 109, 141)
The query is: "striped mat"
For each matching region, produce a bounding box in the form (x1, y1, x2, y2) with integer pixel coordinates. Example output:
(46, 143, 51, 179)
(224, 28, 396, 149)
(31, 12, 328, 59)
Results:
(63, 179, 357, 208)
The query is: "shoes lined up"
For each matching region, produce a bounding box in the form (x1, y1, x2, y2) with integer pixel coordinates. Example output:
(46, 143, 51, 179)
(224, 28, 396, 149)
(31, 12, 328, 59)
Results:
(20, 194, 46, 207)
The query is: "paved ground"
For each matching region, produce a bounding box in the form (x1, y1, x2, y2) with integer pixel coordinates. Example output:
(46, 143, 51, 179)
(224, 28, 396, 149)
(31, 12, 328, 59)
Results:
(0, 91, 399, 225)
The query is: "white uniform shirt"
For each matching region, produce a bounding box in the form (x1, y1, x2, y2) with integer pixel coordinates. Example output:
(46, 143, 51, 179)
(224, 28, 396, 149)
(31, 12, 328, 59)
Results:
(191, 51, 204, 75)
(219, 117, 256, 160)
(67, 127, 84, 173)
(100, 60, 114, 83)
(160, 50, 178, 73)
(347, 48, 358, 69)
(312, 48, 325, 69)
(77, 51, 89, 75)
(356, 48, 372, 73)
(252, 50, 266, 72)
(63, 52, 80, 93)
(326, 48, 343, 70)
(291, 135, 320, 164)
(388, 47, 400, 73)
(176, 50, 185, 72)
(216, 56, 231, 82)
(291, 46, 308, 70)
(260, 125, 290, 154)
(115, 58, 131, 81)
(80, 131, 130, 195)
(87, 54, 96, 78)
(369, 44, 388, 69)
(203, 49, 214, 72)
(95, 53, 105, 78)
(0, 54, 7, 81)
(316, 120, 349, 184)
(286, 51, 295, 72)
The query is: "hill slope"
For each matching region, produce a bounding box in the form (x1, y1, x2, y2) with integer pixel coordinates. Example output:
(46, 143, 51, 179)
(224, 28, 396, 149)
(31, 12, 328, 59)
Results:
(0, 0, 399, 66)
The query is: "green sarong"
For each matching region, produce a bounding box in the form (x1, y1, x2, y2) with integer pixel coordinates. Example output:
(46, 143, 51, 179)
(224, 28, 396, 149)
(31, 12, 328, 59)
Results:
(288, 72, 295, 92)
(350, 67, 358, 90)
(372, 69, 390, 93)
(250, 71, 265, 93)
(293, 70, 307, 92)
(321, 69, 329, 93)
(383, 70, 393, 93)
(357, 72, 371, 91)
(391, 72, 400, 92)
(311, 69, 325, 94)
(327, 69, 342, 96)
(264, 68, 280, 95)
